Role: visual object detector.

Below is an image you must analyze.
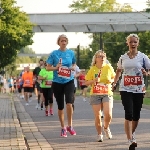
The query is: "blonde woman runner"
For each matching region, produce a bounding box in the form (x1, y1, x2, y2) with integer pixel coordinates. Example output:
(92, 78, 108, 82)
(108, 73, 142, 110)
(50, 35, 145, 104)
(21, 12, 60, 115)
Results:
(85, 50, 115, 142)
(112, 33, 150, 150)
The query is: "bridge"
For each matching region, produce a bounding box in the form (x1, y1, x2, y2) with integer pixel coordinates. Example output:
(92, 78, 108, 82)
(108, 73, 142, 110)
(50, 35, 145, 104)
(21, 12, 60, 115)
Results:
(27, 12, 150, 33)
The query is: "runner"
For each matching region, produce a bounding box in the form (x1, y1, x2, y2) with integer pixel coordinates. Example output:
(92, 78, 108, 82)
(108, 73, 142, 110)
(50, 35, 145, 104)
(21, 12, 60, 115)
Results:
(112, 33, 150, 150)
(78, 69, 88, 101)
(46, 34, 76, 137)
(38, 62, 54, 116)
(19, 67, 26, 99)
(85, 50, 115, 142)
(33, 59, 44, 110)
(72, 65, 80, 110)
(22, 66, 34, 106)
(8, 76, 14, 93)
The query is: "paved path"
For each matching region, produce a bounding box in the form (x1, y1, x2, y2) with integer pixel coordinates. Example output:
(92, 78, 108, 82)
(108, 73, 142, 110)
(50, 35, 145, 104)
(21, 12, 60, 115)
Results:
(0, 94, 26, 150)
(14, 95, 150, 150)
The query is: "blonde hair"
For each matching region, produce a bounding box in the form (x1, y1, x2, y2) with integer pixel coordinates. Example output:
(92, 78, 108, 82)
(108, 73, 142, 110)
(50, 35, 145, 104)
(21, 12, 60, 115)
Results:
(57, 34, 68, 45)
(126, 33, 139, 43)
(91, 50, 106, 66)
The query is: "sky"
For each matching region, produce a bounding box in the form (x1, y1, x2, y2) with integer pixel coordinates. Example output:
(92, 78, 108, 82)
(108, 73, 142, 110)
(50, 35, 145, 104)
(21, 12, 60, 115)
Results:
(15, 0, 147, 54)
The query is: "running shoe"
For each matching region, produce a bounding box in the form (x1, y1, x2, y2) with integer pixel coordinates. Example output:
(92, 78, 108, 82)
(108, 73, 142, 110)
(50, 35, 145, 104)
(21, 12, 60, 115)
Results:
(66, 126, 76, 135)
(25, 103, 29, 106)
(128, 139, 137, 150)
(103, 127, 112, 139)
(97, 134, 103, 142)
(50, 109, 54, 115)
(132, 132, 137, 147)
(45, 110, 48, 116)
(83, 98, 86, 102)
(61, 128, 67, 137)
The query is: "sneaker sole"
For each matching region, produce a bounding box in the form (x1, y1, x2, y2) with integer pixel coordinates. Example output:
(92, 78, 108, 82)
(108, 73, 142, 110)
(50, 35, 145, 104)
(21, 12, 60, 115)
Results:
(129, 142, 137, 150)
(98, 139, 103, 142)
(61, 135, 67, 138)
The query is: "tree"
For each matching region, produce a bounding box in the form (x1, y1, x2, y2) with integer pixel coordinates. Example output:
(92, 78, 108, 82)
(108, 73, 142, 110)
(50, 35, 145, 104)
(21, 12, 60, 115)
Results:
(69, 0, 132, 12)
(0, 0, 34, 69)
(69, 0, 132, 69)
(146, 0, 150, 12)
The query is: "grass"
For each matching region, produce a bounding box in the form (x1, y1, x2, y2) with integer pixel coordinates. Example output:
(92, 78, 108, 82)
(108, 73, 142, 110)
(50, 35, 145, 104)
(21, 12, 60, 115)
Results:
(76, 87, 150, 105)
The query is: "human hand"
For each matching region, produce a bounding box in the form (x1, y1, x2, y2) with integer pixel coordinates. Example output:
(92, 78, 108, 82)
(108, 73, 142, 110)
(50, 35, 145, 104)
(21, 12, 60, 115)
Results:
(69, 65, 76, 71)
(141, 68, 148, 76)
(56, 63, 62, 70)
(112, 82, 117, 92)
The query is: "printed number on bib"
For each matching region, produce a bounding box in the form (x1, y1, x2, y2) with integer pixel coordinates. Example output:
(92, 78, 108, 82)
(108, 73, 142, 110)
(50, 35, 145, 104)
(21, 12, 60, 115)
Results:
(45, 80, 52, 86)
(58, 67, 71, 79)
(25, 80, 30, 85)
(93, 84, 108, 95)
(124, 76, 142, 86)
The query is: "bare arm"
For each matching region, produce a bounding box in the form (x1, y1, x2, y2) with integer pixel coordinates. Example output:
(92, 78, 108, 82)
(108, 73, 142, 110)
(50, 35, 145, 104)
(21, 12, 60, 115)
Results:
(38, 75, 47, 80)
(84, 78, 98, 86)
(46, 64, 60, 71)
(113, 68, 122, 85)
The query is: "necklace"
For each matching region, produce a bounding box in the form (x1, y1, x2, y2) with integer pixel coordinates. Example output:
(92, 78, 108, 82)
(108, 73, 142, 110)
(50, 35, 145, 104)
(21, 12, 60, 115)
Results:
(128, 51, 138, 58)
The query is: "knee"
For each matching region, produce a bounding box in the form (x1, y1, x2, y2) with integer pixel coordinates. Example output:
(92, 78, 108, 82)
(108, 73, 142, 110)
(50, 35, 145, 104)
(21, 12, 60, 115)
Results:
(104, 113, 112, 120)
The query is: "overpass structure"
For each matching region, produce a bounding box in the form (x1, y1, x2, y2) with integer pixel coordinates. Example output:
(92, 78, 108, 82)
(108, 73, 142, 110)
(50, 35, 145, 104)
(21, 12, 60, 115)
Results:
(28, 12, 150, 33)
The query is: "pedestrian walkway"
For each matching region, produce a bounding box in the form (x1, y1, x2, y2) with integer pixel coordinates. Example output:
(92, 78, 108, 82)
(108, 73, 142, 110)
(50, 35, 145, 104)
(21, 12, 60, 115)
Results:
(1, 93, 150, 150)
(0, 94, 26, 150)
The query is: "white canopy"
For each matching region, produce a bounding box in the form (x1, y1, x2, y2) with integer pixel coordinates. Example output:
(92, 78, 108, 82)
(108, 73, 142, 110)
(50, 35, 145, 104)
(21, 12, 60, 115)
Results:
(28, 12, 150, 33)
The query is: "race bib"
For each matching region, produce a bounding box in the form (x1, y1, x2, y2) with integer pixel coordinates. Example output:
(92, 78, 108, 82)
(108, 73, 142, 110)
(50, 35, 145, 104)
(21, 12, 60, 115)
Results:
(93, 84, 108, 95)
(58, 67, 71, 79)
(45, 80, 52, 86)
(25, 80, 30, 85)
(124, 76, 142, 86)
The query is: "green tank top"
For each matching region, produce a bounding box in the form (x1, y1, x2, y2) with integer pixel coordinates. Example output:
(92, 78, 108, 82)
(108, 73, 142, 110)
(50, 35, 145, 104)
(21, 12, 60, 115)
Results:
(39, 68, 53, 88)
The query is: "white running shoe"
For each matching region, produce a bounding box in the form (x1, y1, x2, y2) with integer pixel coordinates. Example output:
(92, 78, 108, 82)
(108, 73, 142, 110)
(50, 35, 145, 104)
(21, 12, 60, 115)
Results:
(103, 127, 112, 139)
(97, 134, 103, 142)
(128, 139, 137, 150)
(29, 98, 32, 103)
(35, 103, 40, 109)
(83, 98, 86, 102)
(25, 103, 29, 106)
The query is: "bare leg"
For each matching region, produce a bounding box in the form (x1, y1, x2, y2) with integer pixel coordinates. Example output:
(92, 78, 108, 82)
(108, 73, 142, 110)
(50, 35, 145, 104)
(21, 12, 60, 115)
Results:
(124, 120, 132, 140)
(92, 104, 102, 135)
(58, 109, 65, 128)
(132, 121, 139, 133)
(66, 103, 73, 127)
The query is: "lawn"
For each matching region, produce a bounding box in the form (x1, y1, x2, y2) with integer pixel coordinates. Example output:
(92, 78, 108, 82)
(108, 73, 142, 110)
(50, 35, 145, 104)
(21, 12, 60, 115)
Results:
(76, 87, 150, 105)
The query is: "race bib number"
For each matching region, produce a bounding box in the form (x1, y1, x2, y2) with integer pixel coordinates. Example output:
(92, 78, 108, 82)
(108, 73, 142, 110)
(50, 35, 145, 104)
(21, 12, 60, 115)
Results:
(58, 67, 71, 79)
(25, 80, 30, 85)
(93, 84, 108, 95)
(45, 80, 52, 86)
(124, 76, 142, 86)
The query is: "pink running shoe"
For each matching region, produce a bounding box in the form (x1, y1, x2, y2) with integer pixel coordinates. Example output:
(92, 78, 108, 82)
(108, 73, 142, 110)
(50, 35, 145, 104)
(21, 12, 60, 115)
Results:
(45, 110, 48, 116)
(61, 128, 67, 137)
(50, 109, 54, 115)
(67, 126, 76, 135)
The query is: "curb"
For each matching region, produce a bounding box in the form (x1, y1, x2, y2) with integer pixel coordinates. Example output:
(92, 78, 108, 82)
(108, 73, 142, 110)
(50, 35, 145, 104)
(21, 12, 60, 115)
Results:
(13, 96, 53, 150)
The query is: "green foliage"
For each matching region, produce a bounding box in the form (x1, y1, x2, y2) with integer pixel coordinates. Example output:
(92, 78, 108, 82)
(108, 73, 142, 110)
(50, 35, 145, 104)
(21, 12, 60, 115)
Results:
(0, 0, 34, 69)
(69, 0, 150, 70)
(6, 46, 36, 76)
(69, 0, 132, 12)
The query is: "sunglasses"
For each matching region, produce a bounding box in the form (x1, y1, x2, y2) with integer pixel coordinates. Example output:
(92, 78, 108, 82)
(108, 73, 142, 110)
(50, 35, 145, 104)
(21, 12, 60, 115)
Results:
(96, 55, 105, 58)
